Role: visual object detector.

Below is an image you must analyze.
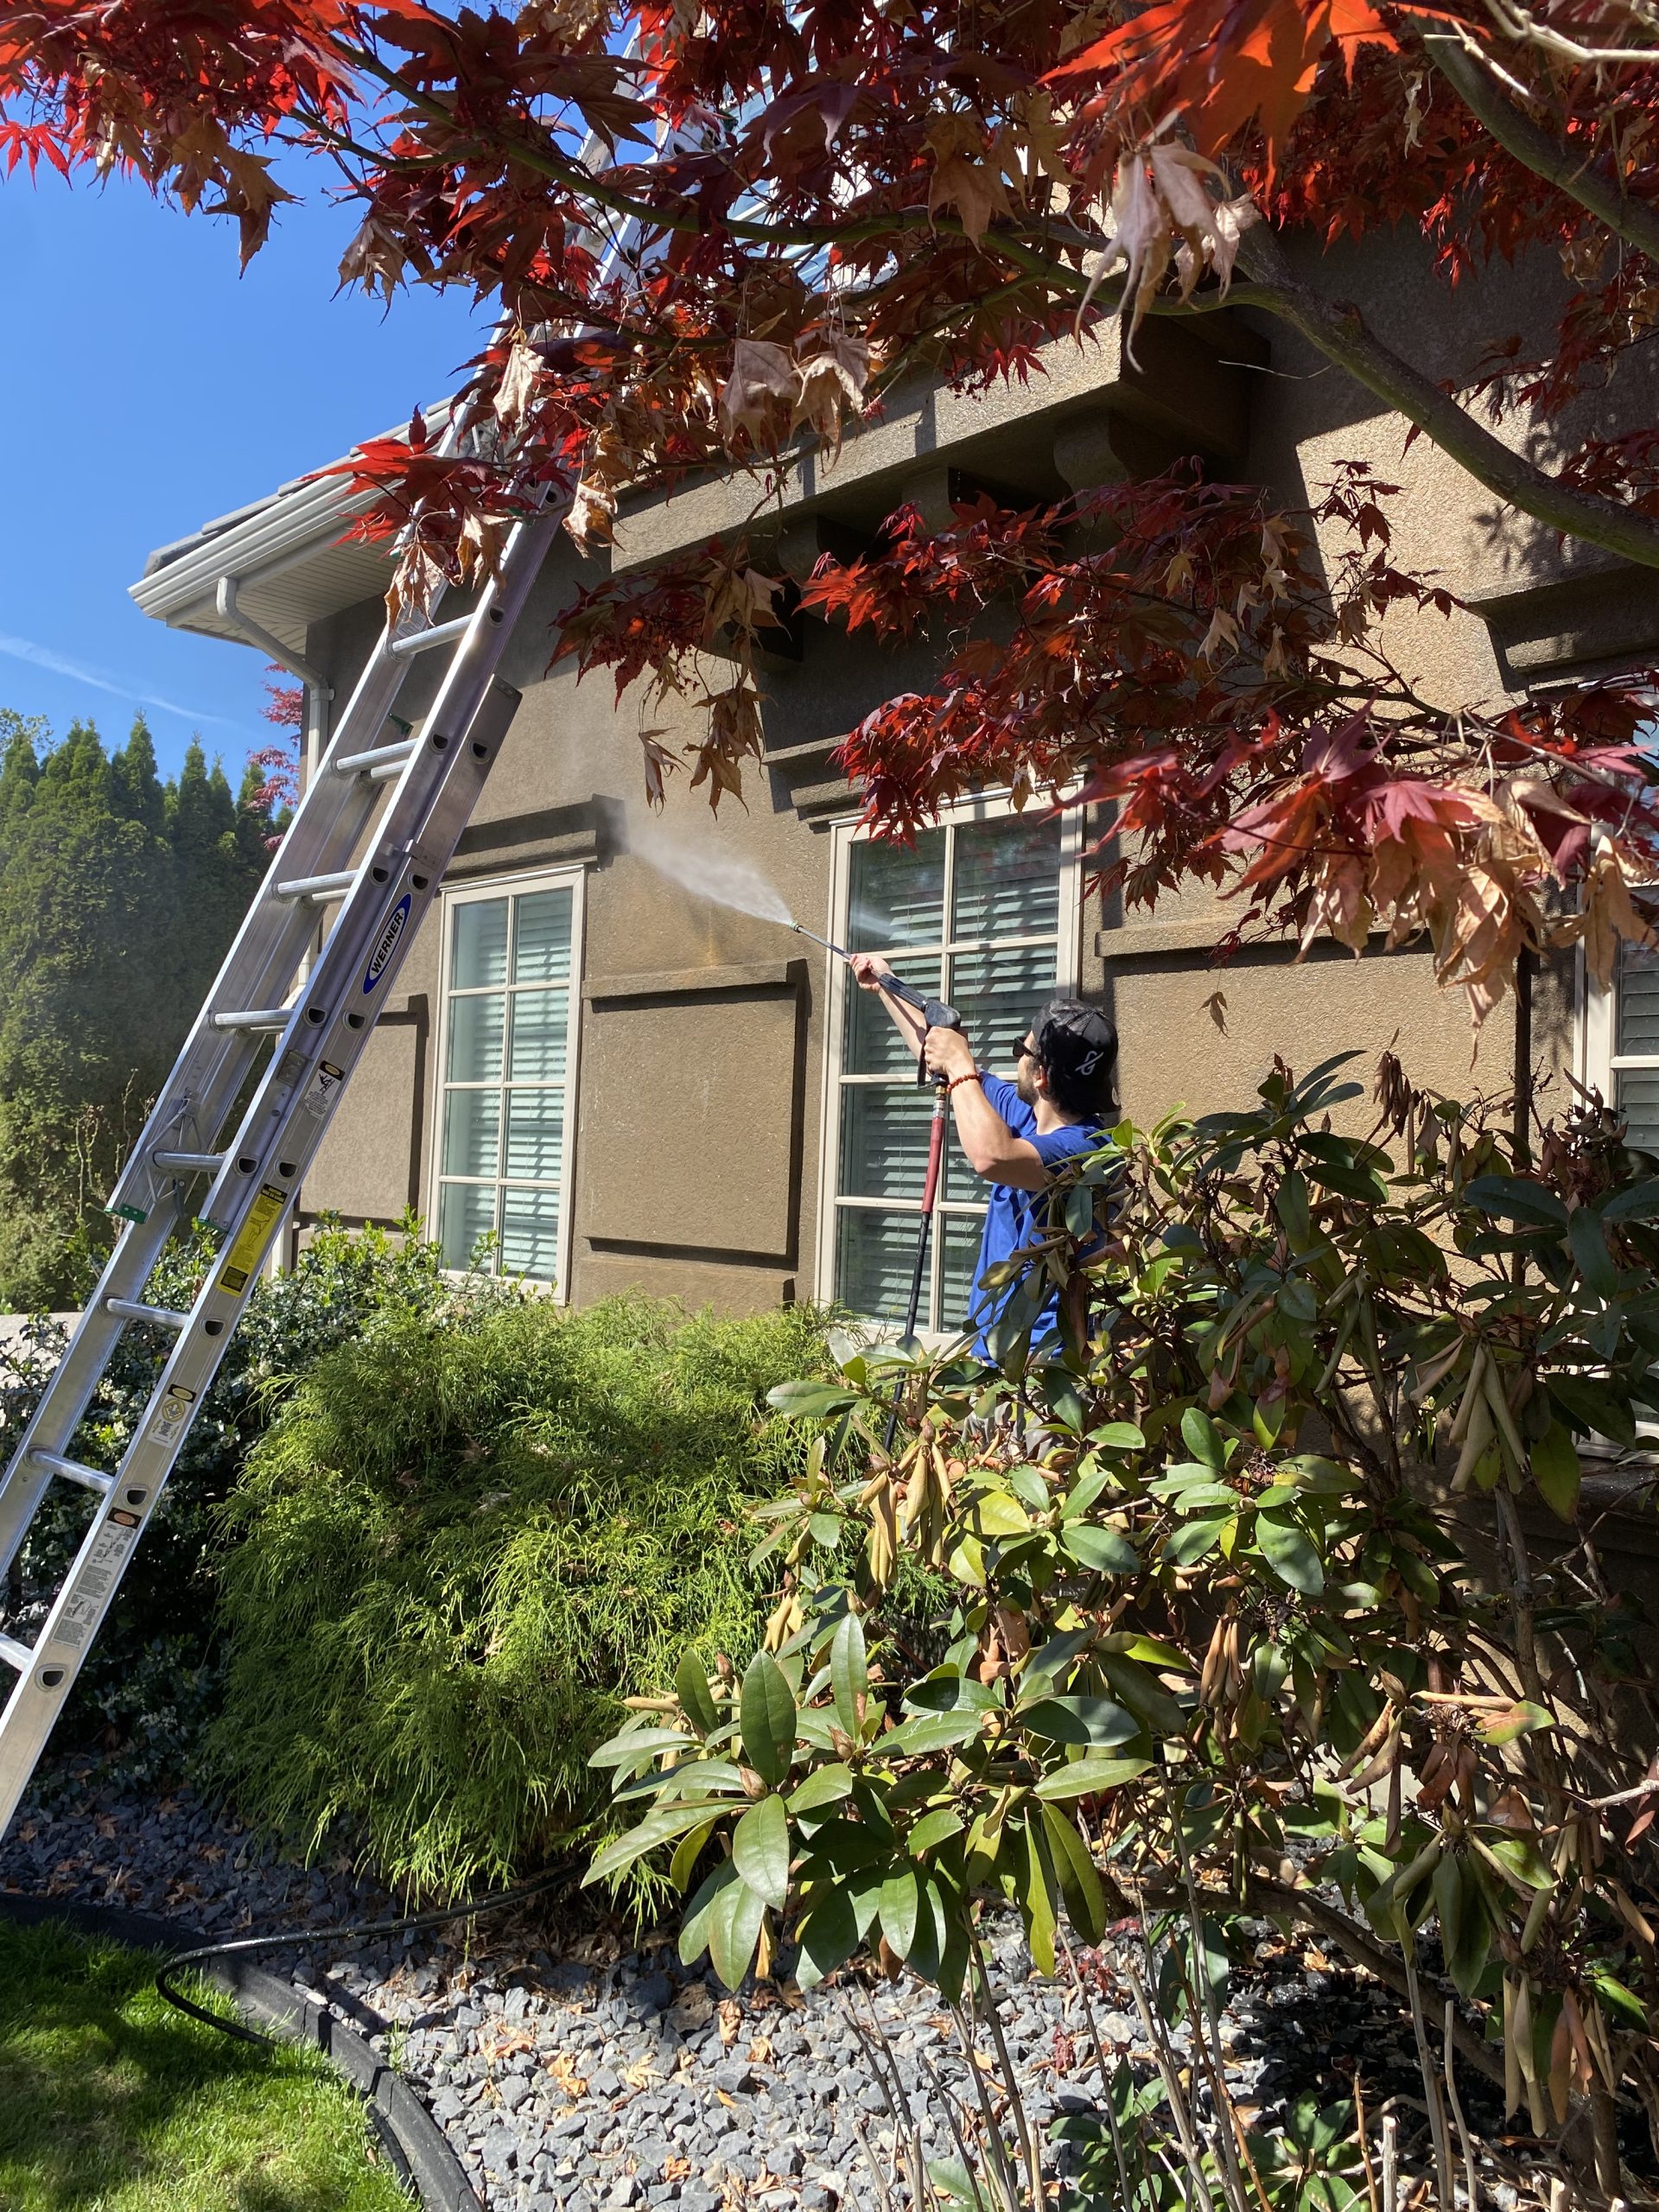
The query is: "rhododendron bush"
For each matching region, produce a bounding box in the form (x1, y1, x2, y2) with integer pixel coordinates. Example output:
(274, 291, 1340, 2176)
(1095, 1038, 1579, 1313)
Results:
(595, 1057, 1659, 2198)
(3, 0, 1658, 1016)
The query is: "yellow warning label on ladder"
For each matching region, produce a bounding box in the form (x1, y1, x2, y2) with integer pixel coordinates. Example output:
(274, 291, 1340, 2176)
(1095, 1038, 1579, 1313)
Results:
(218, 1184, 287, 1295)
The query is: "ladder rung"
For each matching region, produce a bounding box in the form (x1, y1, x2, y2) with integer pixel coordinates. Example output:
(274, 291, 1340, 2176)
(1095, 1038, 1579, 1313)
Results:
(151, 1151, 225, 1173)
(390, 613, 472, 658)
(0, 1632, 33, 1674)
(213, 1006, 293, 1033)
(105, 1298, 190, 1331)
(29, 1452, 113, 1497)
(275, 869, 356, 902)
(335, 739, 417, 778)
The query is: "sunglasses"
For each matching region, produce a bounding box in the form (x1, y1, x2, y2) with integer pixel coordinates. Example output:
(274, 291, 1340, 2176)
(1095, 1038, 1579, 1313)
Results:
(1012, 1033, 1039, 1062)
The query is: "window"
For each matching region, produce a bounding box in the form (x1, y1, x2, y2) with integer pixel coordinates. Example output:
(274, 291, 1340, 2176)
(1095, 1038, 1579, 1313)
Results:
(432, 868, 584, 1287)
(817, 804, 1082, 1331)
(1585, 938, 1659, 1153)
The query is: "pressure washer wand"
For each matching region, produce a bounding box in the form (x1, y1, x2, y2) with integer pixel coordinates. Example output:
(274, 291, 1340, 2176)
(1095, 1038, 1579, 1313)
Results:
(790, 925, 957, 1440)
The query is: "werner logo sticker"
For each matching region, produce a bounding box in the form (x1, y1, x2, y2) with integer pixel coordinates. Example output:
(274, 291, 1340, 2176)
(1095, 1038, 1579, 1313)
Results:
(363, 893, 411, 995)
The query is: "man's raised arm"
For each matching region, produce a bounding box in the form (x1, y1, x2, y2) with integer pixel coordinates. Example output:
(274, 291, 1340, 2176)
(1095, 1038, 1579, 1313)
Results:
(848, 951, 925, 1059)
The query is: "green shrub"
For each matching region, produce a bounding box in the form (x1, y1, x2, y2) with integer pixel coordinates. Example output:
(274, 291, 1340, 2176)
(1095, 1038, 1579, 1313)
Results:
(206, 1291, 830, 1897)
(1, 1213, 510, 1778)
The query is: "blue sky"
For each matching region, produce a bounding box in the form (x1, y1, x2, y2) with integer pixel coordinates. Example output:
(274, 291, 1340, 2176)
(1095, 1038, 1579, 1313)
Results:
(0, 165, 486, 779)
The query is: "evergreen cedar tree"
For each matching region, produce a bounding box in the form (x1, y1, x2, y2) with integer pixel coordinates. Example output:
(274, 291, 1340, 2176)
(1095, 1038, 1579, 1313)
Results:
(0, 713, 286, 1307)
(3, 2, 1659, 1018)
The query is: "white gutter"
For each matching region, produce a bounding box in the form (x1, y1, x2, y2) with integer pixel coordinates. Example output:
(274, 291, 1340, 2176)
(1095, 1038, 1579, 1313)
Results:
(213, 577, 333, 696)
(130, 469, 373, 628)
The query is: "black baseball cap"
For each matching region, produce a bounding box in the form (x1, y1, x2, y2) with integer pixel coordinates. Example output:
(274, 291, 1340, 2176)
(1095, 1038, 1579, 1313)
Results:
(1033, 997, 1118, 1094)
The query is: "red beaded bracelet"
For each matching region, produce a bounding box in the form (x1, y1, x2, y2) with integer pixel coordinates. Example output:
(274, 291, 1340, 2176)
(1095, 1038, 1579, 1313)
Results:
(945, 1071, 983, 1096)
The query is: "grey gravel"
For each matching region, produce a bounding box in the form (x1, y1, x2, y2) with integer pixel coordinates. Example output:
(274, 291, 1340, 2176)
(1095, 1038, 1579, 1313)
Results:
(0, 1764, 1471, 2211)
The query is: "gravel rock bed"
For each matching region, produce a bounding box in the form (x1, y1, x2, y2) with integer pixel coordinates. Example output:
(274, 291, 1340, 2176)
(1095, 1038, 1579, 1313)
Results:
(1, 1768, 1474, 2211)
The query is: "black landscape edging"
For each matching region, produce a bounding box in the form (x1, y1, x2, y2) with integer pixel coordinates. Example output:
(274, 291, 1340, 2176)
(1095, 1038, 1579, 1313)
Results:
(0, 1891, 482, 2212)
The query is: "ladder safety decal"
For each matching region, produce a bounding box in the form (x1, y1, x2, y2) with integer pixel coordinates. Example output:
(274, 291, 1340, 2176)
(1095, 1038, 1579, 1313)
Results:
(145, 1383, 196, 1451)
(302, 1062, 345, 1120)
(48, 1518, 142, 1653)
(217, 1185, 288, 1295)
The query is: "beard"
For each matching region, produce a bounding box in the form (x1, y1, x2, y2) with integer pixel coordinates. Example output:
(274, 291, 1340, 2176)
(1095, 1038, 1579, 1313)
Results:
(1015, 1063, 1038, 1108)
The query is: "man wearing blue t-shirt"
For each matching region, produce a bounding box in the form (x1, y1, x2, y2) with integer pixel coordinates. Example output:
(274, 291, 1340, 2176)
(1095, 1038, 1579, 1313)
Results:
(849, 957, 1118, 1355)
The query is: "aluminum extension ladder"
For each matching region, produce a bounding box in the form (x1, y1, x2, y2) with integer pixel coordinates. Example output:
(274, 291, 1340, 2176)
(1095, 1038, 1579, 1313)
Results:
(0, 442, 576, 1834)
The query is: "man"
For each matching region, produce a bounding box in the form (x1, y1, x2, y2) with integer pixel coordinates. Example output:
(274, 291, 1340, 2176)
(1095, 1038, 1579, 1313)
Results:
(849, 956, 1119, 1353)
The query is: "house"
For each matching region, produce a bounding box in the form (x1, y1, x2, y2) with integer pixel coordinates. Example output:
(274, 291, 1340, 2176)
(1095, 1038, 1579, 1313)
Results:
(130, 237, 1659, 1331)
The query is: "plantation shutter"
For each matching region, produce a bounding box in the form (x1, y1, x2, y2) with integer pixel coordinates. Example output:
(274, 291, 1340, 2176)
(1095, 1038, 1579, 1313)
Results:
(829, 814, 1066, 1333)
(436, 876, 579, 1284)
(1614, 943, 1659, 1152)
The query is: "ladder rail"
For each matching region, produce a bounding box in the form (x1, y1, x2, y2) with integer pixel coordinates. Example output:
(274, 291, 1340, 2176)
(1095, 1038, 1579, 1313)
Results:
(8, 423, 491, 1529)
(0, 654, 542, 1822)
(101, 595, 467, 1231)
(197, 515, 562, 1239)
(0, 124, 654, 1830)
(99, 384, 503, 1240)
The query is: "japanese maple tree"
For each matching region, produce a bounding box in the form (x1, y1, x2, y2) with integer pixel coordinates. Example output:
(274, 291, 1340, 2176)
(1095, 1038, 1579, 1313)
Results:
(3, 0, 1658, 1014)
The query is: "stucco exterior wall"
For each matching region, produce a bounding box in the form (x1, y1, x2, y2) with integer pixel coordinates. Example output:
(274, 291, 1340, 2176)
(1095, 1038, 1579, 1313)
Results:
(289, 220, 1656, 1314)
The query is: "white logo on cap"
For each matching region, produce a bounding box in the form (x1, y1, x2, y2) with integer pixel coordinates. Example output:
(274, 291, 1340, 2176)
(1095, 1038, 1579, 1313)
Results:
(1077, 1046, 1103, 1075)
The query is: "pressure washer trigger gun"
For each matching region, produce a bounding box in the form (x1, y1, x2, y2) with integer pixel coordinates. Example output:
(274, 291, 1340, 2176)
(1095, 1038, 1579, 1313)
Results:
(911, 995, 960, 1088)
(861, 963, 960, 1085)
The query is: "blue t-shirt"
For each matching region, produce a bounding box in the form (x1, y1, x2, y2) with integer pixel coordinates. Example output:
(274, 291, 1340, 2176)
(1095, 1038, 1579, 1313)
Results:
(963, 1074, 1104, 1357)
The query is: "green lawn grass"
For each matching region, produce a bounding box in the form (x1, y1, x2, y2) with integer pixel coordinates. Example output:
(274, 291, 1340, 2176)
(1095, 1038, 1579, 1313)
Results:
(0, 1917, 414, 2212)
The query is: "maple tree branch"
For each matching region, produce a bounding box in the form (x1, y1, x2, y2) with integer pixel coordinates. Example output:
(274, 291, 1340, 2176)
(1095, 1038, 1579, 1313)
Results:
(1482, 0, 1659, 66)
(1234, 222, 1659, 572)
(1425, 30, 1659, 263)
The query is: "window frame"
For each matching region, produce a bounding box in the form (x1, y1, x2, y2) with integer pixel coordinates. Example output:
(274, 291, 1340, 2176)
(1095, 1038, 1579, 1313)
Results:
(1574, 692, 1659, 1135)
(1580, 920, 1659, 1135)
(427, 861, 588, 1300)
(813, 794, 1085, 1326)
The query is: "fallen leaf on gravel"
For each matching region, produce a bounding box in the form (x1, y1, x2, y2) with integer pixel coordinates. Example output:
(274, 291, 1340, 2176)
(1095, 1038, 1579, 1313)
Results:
(663, 2158, 691, 2186)
(717, 1998, 742, 2047)
(94, 1815, 116, 1839)
(623, 2057, 655, 2090)
(570, 1929, 621, 1966)
(483, 2026, 536, 2064)
(546, 2051, 588, 2101)
(669, 1985, 715, 2031)
(747, 2037, 772, 2065)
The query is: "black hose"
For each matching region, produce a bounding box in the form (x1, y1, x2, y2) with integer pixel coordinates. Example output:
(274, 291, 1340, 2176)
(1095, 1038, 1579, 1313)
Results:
(155, 1859, 577, 2046)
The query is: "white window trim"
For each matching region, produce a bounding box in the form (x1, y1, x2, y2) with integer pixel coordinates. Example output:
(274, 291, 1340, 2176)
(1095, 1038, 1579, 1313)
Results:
(812, 794, 1085, 1319)
(1580, 938, 1611, 1104)
(428, 861, 588, 1301)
